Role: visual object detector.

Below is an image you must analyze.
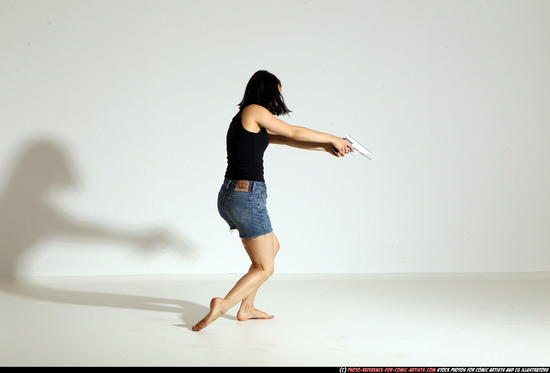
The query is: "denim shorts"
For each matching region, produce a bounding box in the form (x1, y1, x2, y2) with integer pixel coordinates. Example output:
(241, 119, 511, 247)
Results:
(218, 179, 273, 239)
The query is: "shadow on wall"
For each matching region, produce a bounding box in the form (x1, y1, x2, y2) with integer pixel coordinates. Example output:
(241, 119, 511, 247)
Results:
(0, 137, 193, 276)
(0, 138, 218, 329)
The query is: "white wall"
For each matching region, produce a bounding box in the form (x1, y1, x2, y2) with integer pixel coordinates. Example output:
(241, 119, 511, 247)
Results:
(1, 0, 549, 276)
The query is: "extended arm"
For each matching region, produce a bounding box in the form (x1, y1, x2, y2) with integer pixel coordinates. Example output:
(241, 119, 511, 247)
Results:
(242, 104, 352, 157)
(268, 132, 334, 153)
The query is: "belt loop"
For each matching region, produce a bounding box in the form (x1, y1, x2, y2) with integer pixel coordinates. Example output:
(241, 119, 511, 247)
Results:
(251, 181, 256, 193)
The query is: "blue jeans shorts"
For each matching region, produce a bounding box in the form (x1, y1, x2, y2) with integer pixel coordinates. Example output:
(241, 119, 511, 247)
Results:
(218, 179, 273, 239)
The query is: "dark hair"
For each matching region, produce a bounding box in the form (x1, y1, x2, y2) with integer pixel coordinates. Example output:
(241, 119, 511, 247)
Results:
(238, 70, 291, 116)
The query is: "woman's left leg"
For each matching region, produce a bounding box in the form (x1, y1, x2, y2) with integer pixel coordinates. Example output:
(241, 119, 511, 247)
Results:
(237, 232, 280, 321)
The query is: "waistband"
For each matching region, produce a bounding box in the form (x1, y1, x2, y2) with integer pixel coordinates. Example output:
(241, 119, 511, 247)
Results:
(222, 178, 266, 192)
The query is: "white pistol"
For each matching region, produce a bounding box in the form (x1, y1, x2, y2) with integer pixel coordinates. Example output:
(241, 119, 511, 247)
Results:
(342, 135, 374, 160)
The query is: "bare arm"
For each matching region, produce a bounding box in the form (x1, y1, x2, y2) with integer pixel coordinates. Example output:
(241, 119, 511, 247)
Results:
(268, 133, 336, 154)
(242, 104, 352, 157)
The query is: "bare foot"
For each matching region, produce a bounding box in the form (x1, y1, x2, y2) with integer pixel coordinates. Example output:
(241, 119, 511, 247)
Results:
(192, 297, 224, 331)
(237, 306, 274, 321)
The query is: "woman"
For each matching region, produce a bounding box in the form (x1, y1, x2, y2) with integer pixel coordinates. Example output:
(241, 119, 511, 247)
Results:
(192, 70, 352, 331)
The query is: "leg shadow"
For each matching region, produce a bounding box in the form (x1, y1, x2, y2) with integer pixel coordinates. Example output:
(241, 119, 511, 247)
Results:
(0, 279, 237, 331)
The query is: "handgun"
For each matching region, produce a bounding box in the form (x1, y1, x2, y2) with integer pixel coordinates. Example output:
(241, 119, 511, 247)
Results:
(344, 135, 374, 159)
(334, 135, 374, 159)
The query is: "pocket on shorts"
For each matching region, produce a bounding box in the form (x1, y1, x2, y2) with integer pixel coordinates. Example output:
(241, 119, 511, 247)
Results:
(257, 190, 267, 212)
(226, 195, 252, 224)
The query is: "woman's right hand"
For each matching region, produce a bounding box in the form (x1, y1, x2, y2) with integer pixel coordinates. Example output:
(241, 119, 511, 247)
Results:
(331, 137, 354, 157)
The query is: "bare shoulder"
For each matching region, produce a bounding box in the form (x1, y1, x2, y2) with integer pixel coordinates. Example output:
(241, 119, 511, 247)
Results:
(241, 104, 269, 133)
(242, 104, 294, 137)
(242, 104, 270, 119)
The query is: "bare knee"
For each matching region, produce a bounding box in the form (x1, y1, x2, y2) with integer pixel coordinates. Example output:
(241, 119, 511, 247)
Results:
(252, 263, 274, 279)
(266, 264, 274, 278)
(242, 233, 277, 279)
(273, 239, 280, 257)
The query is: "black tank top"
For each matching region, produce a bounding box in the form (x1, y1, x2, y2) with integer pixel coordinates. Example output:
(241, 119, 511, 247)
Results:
(224, 109, 270, 182)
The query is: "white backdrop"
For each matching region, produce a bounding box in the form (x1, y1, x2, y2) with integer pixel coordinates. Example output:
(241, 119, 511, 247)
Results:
(1, 0, 549, 276)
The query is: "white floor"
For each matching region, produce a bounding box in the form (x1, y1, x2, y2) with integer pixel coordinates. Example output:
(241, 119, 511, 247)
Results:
(0, 273, 549, 367)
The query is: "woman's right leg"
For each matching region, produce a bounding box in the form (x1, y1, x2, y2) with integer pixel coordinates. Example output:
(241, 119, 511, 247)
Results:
(192, 232, 276, 331)
(237, 233, 280, 321)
